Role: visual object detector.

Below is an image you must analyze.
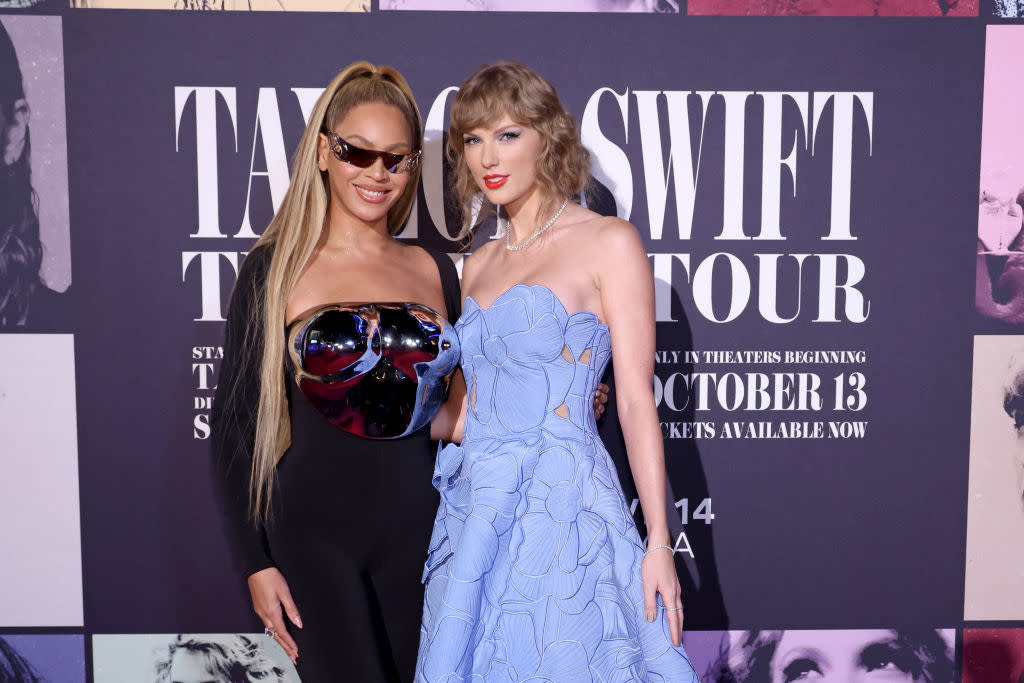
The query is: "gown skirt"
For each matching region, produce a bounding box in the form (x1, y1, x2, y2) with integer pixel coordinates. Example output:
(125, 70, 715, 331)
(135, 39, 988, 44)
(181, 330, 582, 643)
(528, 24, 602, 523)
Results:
(416, 284, 700, 683)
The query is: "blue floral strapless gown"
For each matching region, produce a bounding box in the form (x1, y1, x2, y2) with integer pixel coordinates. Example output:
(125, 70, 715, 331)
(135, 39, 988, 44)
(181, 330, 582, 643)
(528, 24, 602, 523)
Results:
(416, 285, 700, 683)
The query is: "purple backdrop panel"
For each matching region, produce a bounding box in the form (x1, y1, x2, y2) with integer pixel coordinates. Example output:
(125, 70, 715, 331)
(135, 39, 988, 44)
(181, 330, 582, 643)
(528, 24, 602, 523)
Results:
(2, 15, 70, 295)
(382, 0, 677, 11)
(0, 335, 83, 627)
(69, 0, 368, 10)
(63, 9, 982, 633)
(964, 335, 1024, 620)
(0, 14, 72, 333)
(678, 630, 729, 680)
(0, 0, 63, 8)
(0, 635, 85, 683)
(685, 629, 956, 682)
(976, 26, 1024, 331)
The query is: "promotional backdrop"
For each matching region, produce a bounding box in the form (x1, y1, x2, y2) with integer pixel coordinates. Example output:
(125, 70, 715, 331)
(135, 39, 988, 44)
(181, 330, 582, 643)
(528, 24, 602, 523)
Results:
(0, 2, 1019, 681)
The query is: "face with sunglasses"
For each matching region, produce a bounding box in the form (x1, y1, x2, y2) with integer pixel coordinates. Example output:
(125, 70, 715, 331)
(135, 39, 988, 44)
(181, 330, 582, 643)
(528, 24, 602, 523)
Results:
(317, 102, 420, 229)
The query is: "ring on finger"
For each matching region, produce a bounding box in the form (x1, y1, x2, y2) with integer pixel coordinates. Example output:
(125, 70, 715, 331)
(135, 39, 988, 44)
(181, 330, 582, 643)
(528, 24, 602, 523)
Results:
(264, 625, 277, 638)
(665, 606, 683, 612)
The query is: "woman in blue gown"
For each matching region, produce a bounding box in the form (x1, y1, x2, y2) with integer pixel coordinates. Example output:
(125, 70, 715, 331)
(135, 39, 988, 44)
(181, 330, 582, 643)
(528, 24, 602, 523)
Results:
(416, 61, 700, 682)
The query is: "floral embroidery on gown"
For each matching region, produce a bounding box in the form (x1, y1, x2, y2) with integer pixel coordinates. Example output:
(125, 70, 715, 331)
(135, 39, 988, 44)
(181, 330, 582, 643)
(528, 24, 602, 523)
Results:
(416, 284, 700, 683)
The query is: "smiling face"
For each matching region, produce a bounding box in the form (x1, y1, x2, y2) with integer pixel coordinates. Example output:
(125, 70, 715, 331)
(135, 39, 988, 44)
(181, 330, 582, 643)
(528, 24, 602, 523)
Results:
(461, 114, 545, 213)
(770, 630, 931, 683)
(318, 101, 414, 229)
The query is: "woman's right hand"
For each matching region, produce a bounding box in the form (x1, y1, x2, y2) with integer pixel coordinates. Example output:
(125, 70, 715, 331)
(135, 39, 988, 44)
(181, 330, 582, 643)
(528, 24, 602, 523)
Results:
(247, 567, 302, 664)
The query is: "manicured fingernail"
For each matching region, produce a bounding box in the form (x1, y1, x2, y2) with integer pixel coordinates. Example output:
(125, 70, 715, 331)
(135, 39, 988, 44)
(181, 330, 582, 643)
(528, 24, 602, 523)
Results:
(293, 616, 303, 629)
(646, 612, 654, 622)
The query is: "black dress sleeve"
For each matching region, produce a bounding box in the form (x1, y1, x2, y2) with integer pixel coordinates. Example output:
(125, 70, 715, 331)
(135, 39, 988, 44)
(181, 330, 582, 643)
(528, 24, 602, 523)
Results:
(425, 248, 462, 323)
(210, 245, 276, 579)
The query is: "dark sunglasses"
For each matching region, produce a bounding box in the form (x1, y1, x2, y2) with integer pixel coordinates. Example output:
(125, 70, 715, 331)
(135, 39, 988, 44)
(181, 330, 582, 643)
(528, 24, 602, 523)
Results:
(321, 130, 421, 174)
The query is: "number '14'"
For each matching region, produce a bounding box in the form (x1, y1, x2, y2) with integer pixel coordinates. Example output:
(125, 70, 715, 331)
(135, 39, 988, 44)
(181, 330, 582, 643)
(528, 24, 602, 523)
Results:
(675, 497, 714, 525)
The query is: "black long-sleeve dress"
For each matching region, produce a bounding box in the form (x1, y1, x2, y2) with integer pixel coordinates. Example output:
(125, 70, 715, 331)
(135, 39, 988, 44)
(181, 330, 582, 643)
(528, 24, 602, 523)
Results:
(211, 244, 461, 682)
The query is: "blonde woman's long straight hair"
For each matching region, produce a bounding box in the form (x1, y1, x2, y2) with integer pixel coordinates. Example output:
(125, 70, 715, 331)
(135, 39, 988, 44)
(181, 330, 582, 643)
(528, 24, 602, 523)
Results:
(245, 62, 423, 523)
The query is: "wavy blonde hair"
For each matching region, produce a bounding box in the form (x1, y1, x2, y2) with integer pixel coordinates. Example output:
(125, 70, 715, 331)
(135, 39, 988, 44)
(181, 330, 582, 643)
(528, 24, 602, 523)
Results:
(447, 61, 590, 238)
(246, 62, 422, 522)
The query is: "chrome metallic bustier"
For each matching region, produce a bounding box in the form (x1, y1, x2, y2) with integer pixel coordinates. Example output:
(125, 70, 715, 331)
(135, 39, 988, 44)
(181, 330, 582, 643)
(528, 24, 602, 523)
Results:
(287, 303, 459, 439)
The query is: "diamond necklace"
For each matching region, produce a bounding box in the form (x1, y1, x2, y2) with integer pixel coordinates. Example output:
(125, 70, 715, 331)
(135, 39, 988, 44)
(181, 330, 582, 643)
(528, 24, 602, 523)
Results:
(505, 198, 569, 252)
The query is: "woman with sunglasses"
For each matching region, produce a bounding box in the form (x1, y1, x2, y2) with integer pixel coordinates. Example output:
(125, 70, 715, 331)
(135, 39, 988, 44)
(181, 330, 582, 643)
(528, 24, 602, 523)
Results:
(415, 61, 699, 681)
(210, 62, 469, 683)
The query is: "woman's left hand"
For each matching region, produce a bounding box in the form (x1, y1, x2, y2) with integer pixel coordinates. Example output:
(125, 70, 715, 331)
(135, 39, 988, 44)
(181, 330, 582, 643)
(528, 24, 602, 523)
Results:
(641, 546, 684, 647)
(593, 382, 609, 419)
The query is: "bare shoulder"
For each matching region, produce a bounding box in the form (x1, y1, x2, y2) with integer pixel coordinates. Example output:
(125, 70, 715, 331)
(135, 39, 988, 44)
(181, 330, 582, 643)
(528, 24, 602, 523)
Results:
(575, 215, 646, 264)
(559, 204, 638, 241)
(595, 215, 644, 245)
(579, 218, 649, 300)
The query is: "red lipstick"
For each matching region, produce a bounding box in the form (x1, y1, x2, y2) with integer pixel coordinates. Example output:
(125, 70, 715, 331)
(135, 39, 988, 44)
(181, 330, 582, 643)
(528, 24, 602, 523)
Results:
(484, 174, 508, 189)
